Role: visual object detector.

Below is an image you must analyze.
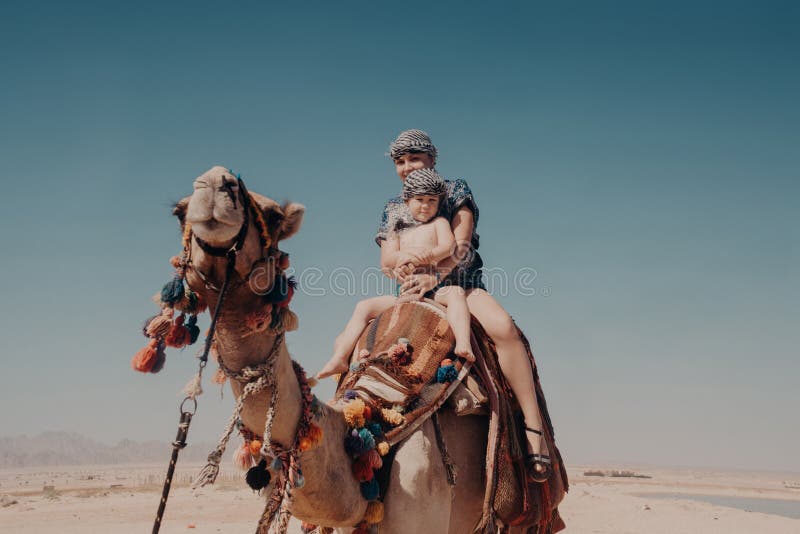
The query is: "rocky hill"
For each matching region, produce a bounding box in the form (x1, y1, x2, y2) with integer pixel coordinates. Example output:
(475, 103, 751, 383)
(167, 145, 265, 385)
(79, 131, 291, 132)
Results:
(0, 432, 219, 467)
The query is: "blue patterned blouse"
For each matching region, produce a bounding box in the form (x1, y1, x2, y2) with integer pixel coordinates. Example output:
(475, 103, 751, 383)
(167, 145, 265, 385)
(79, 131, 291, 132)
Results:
(375, 178, 485, 290)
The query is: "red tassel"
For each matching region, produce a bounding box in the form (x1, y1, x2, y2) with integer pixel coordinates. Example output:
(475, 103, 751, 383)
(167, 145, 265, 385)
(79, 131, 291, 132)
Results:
(164, 315, 190, 348)
(131, 339, 160, 372)
(352, 455, 374, 482)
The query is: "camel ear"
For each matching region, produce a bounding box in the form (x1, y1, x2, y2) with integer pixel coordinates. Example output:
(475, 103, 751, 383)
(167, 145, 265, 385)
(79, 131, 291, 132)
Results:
(278, 202, 305, 241)
(172, 197, 190, 228)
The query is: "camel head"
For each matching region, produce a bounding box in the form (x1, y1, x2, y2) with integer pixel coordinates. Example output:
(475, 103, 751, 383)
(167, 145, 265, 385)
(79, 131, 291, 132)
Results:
(172, 166, 305, 311)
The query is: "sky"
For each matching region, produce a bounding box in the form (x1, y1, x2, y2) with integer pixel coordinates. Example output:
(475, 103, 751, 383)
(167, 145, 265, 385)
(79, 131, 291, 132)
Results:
(0, 1, 797, 472)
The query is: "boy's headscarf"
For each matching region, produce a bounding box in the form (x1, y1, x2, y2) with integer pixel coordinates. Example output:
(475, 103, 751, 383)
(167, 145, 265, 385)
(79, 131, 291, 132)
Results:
(388, 129, 438, 161)
(402, 168, 446, 200)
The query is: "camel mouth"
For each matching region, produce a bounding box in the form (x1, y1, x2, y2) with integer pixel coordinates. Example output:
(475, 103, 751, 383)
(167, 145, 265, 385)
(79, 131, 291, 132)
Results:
(189, 217, 242, 246)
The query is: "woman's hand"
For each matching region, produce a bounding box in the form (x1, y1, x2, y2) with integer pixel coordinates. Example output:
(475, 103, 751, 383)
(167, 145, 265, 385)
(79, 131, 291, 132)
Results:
(398, 272, 439, 300)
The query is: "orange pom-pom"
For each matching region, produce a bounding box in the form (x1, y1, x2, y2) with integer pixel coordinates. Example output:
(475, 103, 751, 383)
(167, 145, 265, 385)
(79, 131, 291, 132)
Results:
(249, 440, 263, 456)
(169, 255, 182, 269)
(377, 441, 390, 456)
(362, 405, 373, 421)
(131, 339, 159, 372)
(299, 436, 313, 451)
(441, 358, 453, 367)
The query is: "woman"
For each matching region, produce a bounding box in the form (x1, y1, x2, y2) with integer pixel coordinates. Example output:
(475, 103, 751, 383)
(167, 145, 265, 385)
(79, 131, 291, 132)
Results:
(377, 129, 551, 481)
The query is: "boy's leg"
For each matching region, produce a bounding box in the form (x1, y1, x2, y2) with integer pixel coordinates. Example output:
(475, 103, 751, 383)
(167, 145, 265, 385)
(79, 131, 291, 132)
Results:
(318, 296, 396, 378)
(433, 286, 475, 362)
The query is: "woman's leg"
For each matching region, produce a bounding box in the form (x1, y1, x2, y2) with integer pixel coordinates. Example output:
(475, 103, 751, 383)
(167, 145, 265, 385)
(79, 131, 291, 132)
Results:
(318, 295, 396, 378)
(465, 288, 549, 474)
(433, 286, 475, 362)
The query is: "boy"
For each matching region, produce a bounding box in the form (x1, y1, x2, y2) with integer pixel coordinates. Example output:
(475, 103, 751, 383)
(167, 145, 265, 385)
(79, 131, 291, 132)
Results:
(317, 168, 474, 378)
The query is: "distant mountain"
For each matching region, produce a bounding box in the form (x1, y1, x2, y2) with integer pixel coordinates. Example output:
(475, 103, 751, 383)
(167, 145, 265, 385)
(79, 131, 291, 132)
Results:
(0, 431, 221, 468)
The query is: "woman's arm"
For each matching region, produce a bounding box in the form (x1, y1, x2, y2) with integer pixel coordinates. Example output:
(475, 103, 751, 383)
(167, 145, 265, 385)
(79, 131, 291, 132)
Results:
(380, 235, 401, 276)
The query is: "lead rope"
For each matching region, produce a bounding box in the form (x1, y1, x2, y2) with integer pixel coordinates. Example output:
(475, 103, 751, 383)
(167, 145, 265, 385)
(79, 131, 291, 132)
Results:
(152, 247, 239, 534)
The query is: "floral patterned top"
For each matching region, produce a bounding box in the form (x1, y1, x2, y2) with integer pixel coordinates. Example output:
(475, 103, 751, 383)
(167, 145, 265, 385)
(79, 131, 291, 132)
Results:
(375, 178, 485, 290)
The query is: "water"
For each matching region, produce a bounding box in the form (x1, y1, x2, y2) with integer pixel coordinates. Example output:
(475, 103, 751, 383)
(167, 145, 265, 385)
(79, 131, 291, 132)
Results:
(638, 492, 800, 520)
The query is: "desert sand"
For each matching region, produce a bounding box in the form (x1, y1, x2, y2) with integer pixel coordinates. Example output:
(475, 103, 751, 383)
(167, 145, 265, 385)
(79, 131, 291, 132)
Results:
(1, 463, 798, 533)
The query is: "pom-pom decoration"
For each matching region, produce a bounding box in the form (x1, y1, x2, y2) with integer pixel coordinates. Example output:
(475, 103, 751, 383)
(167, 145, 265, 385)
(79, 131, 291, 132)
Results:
(436, 364, 458, 383)
(343, 398, 367, 428)
(380, 408, 405, 427)
(131, 339, 160, 373)
(364, 501, 384, 524)
(357, 428, 376, 451)
(245, 459, 271, 491)
(352, 455, 375, 482)
(160, 277, 185, 305)
(377, 442, 390, 457)
(234, 442, 254, 471)
(359, 478, 380, 501)
(249, 439, 263, 456)
(145, 308, 174, 339)
(164, 314, 190, 348)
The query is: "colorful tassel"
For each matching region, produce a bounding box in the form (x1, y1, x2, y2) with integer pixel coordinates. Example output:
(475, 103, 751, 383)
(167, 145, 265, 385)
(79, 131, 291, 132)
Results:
(380, 408, 405, 427)
(245, 459, 271, 491)
(270, 456, 284, 471)
(352, 455, 374, 482)
(377, 442, 390, 456)
(344, 399, 366, 428)
(249, 439, 263, 456)
(131, 339, 160, 373)
(359, 478, 379, 501)
(365, 448, 383, 470)
(164, 315, 190, 348)
(363, 501, 384, 524)
(185, 315, 200, 344)
(357, 428, 375, 451)
(366, 422, 383, 437)
(436, 364, 458, 383)
(160, 277, 185, 305)
(145, 308, 174, 339)
(234, 442, 254, 471)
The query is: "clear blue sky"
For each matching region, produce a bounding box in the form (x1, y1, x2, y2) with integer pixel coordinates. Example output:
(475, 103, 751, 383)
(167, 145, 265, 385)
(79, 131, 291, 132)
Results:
(1, 1, 797, 472)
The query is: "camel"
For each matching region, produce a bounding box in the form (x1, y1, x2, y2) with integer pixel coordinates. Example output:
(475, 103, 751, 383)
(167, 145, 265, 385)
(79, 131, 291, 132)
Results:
(167, 166, 545, 533)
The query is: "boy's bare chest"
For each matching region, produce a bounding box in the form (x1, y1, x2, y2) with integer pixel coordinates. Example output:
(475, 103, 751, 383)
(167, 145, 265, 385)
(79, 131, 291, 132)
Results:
(399, 224, 437, 250)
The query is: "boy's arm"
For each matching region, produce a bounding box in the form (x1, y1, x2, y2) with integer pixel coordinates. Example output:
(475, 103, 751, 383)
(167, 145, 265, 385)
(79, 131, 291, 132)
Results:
(427, 217, 456, 265)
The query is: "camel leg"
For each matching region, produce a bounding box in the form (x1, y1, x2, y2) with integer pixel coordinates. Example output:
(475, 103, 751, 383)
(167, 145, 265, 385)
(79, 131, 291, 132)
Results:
(380, 420, 452, 533)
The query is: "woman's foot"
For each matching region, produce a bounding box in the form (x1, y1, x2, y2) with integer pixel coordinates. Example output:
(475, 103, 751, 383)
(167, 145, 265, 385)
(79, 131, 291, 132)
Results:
(525, 426, 551, 483)
(317, 355, 350, 379)
(454, 345, 475, 362)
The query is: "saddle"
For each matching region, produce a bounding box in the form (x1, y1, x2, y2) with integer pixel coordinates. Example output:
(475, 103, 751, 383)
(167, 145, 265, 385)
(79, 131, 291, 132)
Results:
(333, 301, 568, 533)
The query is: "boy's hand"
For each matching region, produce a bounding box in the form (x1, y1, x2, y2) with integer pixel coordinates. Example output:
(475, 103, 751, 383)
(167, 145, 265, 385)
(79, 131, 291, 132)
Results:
(395, 251, 431, 267)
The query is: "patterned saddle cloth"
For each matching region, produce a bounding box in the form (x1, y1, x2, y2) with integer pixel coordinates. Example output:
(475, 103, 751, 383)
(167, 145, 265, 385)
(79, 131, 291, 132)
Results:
(333, 301, 568, 533)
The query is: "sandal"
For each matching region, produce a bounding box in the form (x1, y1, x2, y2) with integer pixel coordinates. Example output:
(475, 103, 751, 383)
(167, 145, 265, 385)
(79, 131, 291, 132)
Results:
(524, 427, 551, 483)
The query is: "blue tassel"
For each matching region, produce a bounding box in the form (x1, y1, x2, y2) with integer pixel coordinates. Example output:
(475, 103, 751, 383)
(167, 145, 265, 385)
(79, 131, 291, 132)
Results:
(436, 365, 458, 383)
(344, 432, 363, 457)
(358, 428, 375, 451)
(294, 468, 305, 489)
(161, 277, 185, 304)
(360, 478, 380, 500)
(367, 422, 383, 437)
(270, 456, 284, 471)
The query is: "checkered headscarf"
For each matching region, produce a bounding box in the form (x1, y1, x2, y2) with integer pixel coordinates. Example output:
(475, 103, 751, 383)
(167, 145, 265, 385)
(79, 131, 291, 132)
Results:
(402, 168, 446, 200)
(388, 129, 438, 160)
